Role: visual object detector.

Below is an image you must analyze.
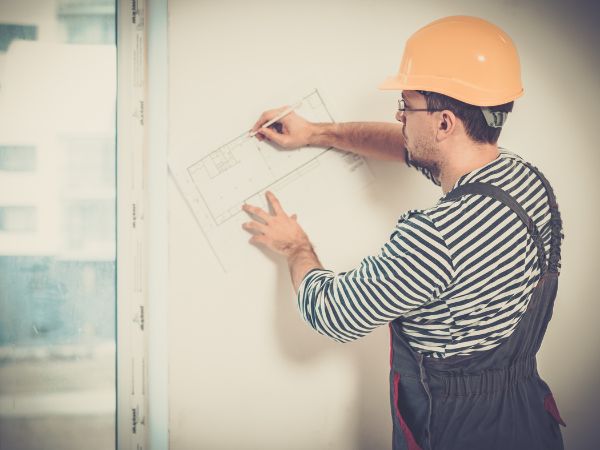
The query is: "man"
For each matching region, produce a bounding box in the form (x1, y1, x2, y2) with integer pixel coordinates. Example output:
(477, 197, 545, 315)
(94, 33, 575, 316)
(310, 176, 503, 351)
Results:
(242, 16, 565, 450)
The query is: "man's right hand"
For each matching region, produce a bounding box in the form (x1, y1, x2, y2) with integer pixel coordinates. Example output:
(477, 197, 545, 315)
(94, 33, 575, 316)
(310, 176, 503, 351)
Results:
(251, 106, 315, 149)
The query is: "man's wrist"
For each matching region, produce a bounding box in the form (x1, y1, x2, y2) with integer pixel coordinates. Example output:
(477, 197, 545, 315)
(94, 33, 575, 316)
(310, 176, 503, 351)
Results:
(308, 122, 337, 148)
(287, 241, 323, 293)
(286, 241, 315, 262)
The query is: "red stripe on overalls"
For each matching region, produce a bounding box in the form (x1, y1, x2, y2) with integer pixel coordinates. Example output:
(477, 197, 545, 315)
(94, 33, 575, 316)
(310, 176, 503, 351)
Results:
(544, 393, 567, 426)
(390, 324, 423, 450)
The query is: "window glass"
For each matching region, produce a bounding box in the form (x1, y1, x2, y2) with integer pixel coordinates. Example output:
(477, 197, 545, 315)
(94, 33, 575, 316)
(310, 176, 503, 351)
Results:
(0, 206, 37, 232)
(0, 1, 116, 449)
(0, 146, 37, 171)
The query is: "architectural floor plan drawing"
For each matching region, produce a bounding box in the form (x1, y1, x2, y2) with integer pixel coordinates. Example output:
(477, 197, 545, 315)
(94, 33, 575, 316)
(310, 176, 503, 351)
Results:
(169, 89, 372, 269)
(186, 90, 332, 226)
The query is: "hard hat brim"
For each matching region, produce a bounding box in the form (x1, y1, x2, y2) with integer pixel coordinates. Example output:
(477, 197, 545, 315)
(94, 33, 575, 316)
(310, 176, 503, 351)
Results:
(378, 75, 523, 107)
(378, 76, 410, 91)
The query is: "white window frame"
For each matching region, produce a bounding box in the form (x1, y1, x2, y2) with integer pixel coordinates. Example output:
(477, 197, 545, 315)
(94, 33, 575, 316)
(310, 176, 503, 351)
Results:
(116, 0, 169, 448)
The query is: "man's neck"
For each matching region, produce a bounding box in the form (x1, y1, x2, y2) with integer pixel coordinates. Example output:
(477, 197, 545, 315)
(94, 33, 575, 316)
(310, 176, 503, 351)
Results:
(439, 142, 500, 194)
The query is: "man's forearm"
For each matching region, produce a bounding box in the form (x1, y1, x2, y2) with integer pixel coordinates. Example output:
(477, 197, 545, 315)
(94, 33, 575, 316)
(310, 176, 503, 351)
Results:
(288, 244, 324, 293)
(308, 122, 406, 162)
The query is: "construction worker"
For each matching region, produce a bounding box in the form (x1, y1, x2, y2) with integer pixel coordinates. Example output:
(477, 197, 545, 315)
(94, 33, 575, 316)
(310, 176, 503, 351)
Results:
(242, 16, 565, 450)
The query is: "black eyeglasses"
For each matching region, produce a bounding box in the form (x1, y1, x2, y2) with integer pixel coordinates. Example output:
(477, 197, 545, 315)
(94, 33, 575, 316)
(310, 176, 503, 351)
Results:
(397, 99, 444, 113)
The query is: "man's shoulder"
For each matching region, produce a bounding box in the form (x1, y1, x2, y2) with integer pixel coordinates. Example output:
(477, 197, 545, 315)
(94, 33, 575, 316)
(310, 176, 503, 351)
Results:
(387, 208, 453, 260)
(393, 207, 450, 241)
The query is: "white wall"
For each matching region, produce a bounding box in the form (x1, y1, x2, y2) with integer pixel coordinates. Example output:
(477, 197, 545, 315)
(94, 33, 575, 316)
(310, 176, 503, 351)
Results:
(167, 0, 600, 448)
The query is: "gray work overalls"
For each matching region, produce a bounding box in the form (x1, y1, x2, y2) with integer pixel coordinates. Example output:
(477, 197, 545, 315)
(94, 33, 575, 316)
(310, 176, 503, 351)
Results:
(389, 164, 565, 450)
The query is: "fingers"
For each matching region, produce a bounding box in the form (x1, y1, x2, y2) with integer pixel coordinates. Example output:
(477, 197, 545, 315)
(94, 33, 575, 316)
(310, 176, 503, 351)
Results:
(242, 192, 290, 229)
(242, 203, 270, 223)
(251, 106, 290, 132)
(242, 220, 267, 234)
(265, 191, 285, 215)
(259, 126, 289, 147)
(249, 234, 267, 246)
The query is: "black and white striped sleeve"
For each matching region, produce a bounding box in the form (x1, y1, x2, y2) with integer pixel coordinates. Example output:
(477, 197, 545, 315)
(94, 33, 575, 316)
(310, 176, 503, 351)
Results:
(296, 212, 455, 343)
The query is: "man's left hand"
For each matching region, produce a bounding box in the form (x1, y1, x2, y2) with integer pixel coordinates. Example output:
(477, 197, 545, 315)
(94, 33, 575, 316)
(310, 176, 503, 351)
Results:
(242, 191, 312, 257)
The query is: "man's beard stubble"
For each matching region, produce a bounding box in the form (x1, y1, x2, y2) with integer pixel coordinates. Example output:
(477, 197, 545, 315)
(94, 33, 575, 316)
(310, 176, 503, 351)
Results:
(405, 136, 441, 183)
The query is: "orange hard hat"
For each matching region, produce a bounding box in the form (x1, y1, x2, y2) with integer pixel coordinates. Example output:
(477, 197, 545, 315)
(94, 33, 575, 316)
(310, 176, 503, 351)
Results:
(379, 16, 523, 107)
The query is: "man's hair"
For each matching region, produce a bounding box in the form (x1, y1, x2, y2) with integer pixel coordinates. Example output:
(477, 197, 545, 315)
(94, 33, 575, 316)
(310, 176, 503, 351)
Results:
(421, 91, 514, 145)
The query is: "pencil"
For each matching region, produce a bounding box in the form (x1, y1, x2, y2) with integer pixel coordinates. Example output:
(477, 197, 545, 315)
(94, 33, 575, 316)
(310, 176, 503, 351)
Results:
(249, 101, 303, 137)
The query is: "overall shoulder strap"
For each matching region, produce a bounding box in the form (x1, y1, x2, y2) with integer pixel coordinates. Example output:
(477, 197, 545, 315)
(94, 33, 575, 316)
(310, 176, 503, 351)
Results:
(444, 182, 548, 274)
(524, 162, 563, 274)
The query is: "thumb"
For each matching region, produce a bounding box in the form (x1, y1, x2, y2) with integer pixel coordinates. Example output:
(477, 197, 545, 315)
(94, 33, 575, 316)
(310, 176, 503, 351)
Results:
(259, 126, 289, 147)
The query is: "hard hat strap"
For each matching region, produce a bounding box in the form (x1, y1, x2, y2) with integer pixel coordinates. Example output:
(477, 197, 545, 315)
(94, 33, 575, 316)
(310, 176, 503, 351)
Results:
(419, 90, 509, 128)
(481, 108, 508, 128)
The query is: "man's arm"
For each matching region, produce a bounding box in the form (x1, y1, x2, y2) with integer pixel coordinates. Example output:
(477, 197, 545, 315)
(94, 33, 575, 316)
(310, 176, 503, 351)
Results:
(251, 106, 406, 162)
(287, 245, 322, 293)
(242, 192, 454, 343)
(308, 122, 406, 162)
(297, 212, 454, 343)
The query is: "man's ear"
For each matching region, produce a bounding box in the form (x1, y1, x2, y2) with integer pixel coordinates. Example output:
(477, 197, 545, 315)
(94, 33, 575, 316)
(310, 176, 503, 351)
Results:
(436, 110, 456, 141)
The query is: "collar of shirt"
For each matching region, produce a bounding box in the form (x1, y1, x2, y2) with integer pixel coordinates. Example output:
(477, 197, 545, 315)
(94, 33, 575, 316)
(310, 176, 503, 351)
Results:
(448, 148, 509, 192)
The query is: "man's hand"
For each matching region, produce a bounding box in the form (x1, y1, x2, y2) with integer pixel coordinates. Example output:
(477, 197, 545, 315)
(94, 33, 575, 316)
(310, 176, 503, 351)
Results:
(242, 191, 324, 292)
(251, 106, 315, 149)
(242, 191, 311, 257)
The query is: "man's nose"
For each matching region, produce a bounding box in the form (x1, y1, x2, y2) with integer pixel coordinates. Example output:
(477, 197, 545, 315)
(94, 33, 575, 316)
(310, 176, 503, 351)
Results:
(396, 110, 405, 124)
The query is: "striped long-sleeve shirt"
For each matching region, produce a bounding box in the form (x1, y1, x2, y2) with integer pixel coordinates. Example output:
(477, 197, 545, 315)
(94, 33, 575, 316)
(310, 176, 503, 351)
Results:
(297, 149, 562, 358)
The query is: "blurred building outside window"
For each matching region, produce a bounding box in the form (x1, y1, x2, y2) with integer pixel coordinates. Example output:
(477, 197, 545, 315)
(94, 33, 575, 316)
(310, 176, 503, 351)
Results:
(0, 1, 116, 449)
